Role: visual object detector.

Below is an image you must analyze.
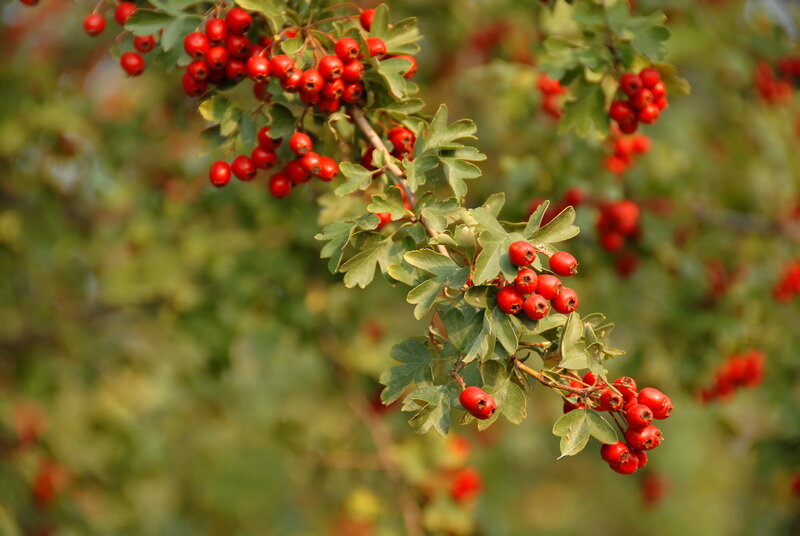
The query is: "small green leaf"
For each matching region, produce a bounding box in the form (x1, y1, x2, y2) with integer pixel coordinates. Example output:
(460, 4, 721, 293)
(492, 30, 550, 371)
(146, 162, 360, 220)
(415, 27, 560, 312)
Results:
(379, 339, 434, 404)
(552, 409, 591, 457)
(335, 162, 374, 196)
(161, 15, 202, 52)
(559, 312, 588, 369)
(125, 9, 175, 36)
(529, 206, 579, 244)
(558, 78, 609, 138)
(340, 238, 392, 289)
(586, 409, 618, 444)
(235, 0, 286, 33)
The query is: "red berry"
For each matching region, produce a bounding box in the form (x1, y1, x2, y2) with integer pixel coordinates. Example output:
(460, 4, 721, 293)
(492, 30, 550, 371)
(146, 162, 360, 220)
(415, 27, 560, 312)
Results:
(551, 286, 579, 314)
(120, 52, 145, 76)
(360, 8, 375, 30)
(317, 157, 339, 181)
(650, 80, 667, 100)
(342, 82, 365, 104)
(334, 37, 361, 61)
(83, 13, 106, 37)
(270, 55, 295, 79)
(638, 387, 672, 419)
(497, 286, 524, 315)
(284, 159, 310, 184)
(341, 60, 364, 82)
(626, 404, 654, 430)
(376, 212, 392, 229)
(629, 88, 654, 110)
(582, 371, 599, 386)
(181, 72, 207, 96)
(609, 100, 634, 123)
(600, 441, 631, 465)
(508, 240, 536, 267)
(322, 79, 344, 100)
(224, 58, 246, 81)
(514, 268, 539, 294)
(624, 425, 663, 451)
(523, 293, 550, 320)
(225, 7, 252, 35)
(631, 449, 648, 469)
(318, 55, 344, 80)
(394, 54, 418, 79)
(459, 386, 497, 420)
(246, 55, 270, 81)
(610, 456, 639, 475)
(281, 70, 303, 92)
(612, 377, 638, 402)
(206, 46, 228, 70)
(184, 32, 210, 60)
(300, 152, 323, 175)
(205, 18, 227, 44)
(550, 251, 578, 276)
(536, 274, 562, 300)
(268, 173, 292, 198)
(388, 127, 415, 154)
(226, 34, 250, 59)
(251, 147, 277, 169)
(209, 161, 232, 187)
(597, 388, 624, 411)
(639, 67, 661, 88)
(318, 97, 341, 114)
(638, 103, 660, 124)
(300, 69, 324, 93)
(134, 35, 156, 53)
(231, 155, 257, 181)
(289, 132, 313, 155)
(187, 60, 209, 82)
(450, 467, 483, 503)
(367, 37, 387, 58)
(619, 73, 643, 96)
(632, 134, 651, 154)
(114, 2, 137, 26)
(257, 127, 281, 150)
(654, 97, 668, 110)
(299, 90, 320, 106)
(618, 118, 638, 134)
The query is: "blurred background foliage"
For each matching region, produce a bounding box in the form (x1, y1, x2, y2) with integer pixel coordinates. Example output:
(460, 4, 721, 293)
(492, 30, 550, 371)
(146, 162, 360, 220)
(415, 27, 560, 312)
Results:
(1, 0, 799, 534)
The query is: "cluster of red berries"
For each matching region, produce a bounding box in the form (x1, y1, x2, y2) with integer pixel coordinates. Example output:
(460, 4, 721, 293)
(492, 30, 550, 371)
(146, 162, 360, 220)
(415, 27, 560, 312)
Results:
(699, 350, 765, 403)
(209, 130, 339, 197)
(596, 200, 640, 253)
(773, 259, 800, 302)
(566, 374, 673, 475)
(604, 130, 652, 175)
(609, 67, 668, 133)
(81, 2, 155, 76)
(537, 74, 567, 119)
(496, 241, 580, 319)
(754, 61, 793, 104)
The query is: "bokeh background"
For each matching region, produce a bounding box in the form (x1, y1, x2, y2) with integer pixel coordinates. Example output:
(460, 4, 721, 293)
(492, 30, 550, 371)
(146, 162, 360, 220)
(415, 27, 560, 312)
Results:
(1, 0, 799, 534)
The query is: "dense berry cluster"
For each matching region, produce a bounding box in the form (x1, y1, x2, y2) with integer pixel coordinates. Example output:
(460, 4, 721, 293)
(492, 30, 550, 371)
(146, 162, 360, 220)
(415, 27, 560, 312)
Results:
(773, 259, 800, 302)
(699, 350, 765, 403)
(604, 130, 652, 175)
(537, 74, 568, 119)
(574, 376, 674, 475)
(609, 67, 668, 133)
(596, 199, 640, 253)
(754, 61, 794, 104)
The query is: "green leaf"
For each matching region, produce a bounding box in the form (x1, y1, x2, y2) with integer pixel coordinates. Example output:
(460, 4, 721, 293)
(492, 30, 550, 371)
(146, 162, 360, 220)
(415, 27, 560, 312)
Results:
(402, 153, 438, 192)
(403, 385, 454, 436)
(125, 9, 175, 36)
(267, 104, 296, 139)
(558, 312, 588, 369)
(376, 58, 410, 99)
(379, 339, 434, 404)
(528, 206, 580, 244)
(558, 78, 609, 138)
(654, 61, 692, 96)
(340, 237, 392, 288)
(235, 0, 286, 33)
(419, 105, 477, 153)
(367, 187, 409, 219)
(417, 195, 459, 233)
(480, 360, 527, 426)
(524, 200, 550, 235)
(552, 409, 591, 457)
(404, 250, 468, 319)
(379, 98, 425, 115)
(314, 215, 375, 273)
(586, 409, 618, 444)
(486, 305, 519, 355)
(335, 162, 374, 196)
(161, 15, 202, 52)
(441, 147, 485, 199)
(198, 96, 230, 123)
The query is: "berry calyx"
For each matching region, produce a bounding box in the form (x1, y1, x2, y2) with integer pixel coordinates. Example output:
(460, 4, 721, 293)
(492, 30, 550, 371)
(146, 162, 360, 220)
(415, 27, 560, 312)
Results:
(619, 73, 643, 96)
(549, 251, 578, 276)
(206, 46, 228, 70)
(551, 286, 579, 314)
(270, 55, 296, 79)
(625, 403, 654, 430)
(334, 37, 361, 61)
(134, 35, 156, 53)
(459, 386, 497, 420)
(514, 268, 539, 294)
(597, 388, 624, 411)
(523, 294, 550, 320)
(318, 55, 344, 80)
(289, 132, 313, 155)
(367, 37, 387, 58)
(624, 424, 663, 451)
(610, 456, 639, 475)
(497, 286, 524, 315)
(600, 441, 631, 465)
(508, 240, 536, 267)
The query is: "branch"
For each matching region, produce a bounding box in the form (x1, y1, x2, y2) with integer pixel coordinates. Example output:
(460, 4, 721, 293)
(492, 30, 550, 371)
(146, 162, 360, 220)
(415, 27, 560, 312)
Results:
(349, 107, 450, 257)
(511, 358, 592, 396)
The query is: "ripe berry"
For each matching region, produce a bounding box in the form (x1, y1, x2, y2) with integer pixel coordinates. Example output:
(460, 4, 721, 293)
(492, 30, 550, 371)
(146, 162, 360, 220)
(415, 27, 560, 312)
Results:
(184, 32, 210, 60)
(582, 371, 600, 386)
(251, 147, 277, 169)
(318, 98, 341, 114)
(205, 18, 227, 44)
(367, 37, 387, 58)
(83, 13, 105, 37)
(281, 70, 303, 92)
(342, 60, 364, 82)
(550, 251, 578, 276)
(322, 79, 345, 100)
(514, 268, 538, 294)
(206, 46, 228, 70)
(231, 155, 257, 181)
(523, 293, 550, 320)
(186, 60, 209, 82)
(508, 240, 536, 267)
(654, 97, 668, 110)
(497, 286, 524, 315)
(300, 69, 324, 93)
(289, 132, 313, 155)
(334, 37, 361, 61)
(612, 377, 638, 402)
(610, 456, 639, 475)
(638, 387, 673, 419)
(638, 103, 660, 124)
(318, 55, 344, 80)
(552, 286, 579, 314)
(209, 161, 231, 187)
(120, 52, 145, 76)
(631, 449, 648, 469)
(394, 54, 418, 79)
(650, 80, 667, 100)
(226, 34, 250, 59)
(619, 73, 643, 96)
(225, 59, 246, 81)
(317, 157, 339, 181)
(225, 7, 252, 35)
(257, 127, 281, 150)
(626, 403, 654, 430)
(284, 159, 310, 184)
(246, 55, 270, 81)
(639, 67, 661, 88)
(299, 90, 320, 106)
(376, 212, 392, 229)
(459, 386, 497, 420)
(269, 173, 292, 198)
(618, 118, 638, 134)
(270, 55, 296, 79)
(597, 388, 623, 411)
(450, 467, 483, 503)
(606, 200, 640, 235)
(600, 441, 631, 465)
(360, 8, 375, 30)
(114, 1, 137, 26)
(536, 274, 562, 301)
(632, 134, 652, 154)
(181, 72, 207, 96)
(342, 82, 365, 104)
(133, 35, 156, 53)
(388, 127, 415, 154)
(300, 152, 323, 175)
(629, 88, 654, 110)
(624, 424, 663, 451)
(609, 100, 634, 123)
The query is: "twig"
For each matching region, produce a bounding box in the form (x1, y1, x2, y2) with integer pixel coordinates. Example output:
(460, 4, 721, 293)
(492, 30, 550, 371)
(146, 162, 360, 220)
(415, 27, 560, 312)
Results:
(511, 358, 592, 396)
